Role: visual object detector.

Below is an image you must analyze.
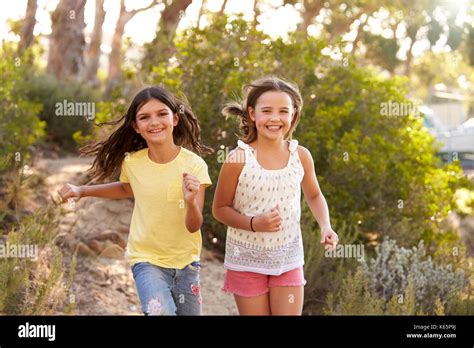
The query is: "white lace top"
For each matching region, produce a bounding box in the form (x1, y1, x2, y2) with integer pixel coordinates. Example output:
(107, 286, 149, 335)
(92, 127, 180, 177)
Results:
(224, 139, 305, 275)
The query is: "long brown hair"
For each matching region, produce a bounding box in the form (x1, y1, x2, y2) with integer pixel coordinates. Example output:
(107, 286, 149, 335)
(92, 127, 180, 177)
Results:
(222, 76, 303, 143)
(81, 86, 213, 183)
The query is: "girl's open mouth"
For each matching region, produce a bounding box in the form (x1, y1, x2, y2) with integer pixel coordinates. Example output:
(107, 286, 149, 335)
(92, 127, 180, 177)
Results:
(265, 125, 283, 131)
(148, 128, 164, 134)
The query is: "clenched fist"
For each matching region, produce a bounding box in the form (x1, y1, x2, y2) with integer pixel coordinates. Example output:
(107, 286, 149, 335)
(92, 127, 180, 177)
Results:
(182, 173, 200, 204)
(252, 204, 282, 232)
(321, 226, 339, 250)
(58, 183, 83, 204)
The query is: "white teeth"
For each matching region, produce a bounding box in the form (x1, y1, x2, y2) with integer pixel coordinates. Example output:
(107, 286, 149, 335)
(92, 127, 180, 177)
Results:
(266, 126, 282, 131)
(148, 129, 164, 133)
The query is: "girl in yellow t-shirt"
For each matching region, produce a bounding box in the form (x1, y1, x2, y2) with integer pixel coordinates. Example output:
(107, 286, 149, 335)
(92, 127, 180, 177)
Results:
(59, 86, 212, 315)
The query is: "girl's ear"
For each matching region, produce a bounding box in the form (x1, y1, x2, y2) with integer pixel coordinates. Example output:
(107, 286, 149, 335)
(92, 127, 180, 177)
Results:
(131, 120, 140, 133)
(173, 113, 179, 127)
(248, 107, 256, 122)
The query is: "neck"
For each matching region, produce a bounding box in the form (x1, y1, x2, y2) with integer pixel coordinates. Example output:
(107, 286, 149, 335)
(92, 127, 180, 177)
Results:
(147, 141, 180, 164)
(255, 136, 287, 152)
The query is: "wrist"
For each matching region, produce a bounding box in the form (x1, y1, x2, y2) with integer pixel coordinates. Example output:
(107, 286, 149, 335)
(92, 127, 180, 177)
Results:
(250, 216, 256, 232)
(78, 185, 86, 198)
(185, 197, 198, 207)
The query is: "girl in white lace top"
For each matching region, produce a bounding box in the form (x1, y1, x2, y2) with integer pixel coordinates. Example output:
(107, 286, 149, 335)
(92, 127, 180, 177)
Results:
(213, 76, 338, 315)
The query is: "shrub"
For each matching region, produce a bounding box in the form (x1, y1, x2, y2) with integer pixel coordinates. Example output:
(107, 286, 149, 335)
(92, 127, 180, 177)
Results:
(0, 203, 75, 315)
(22, 73, 98, 152)
(326, 269, 424, 315)
(0, 47, 44, 173)
(361, 238, 470, 313)
(325, 237, 472, 315)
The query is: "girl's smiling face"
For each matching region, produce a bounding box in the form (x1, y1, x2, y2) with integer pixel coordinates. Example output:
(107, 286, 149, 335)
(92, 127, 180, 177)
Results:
(248, 91, 294, 141)
(132, 99, 178, 145)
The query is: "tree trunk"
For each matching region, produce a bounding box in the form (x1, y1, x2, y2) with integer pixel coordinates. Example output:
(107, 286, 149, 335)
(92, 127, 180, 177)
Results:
(84, 0, 106, 84)
(47, 0, 86, 79)
(106, 0, 159, 94)
(404, 38, 415, 75)
(350, 15, 368, 55)
(218, 0, 228, 16)
(297, 0, 324, 35)
(328, 5, 377, 42)
(404, 25, 419, 75)
(140, 0, 192, 74)
(107, 2, 128, 88)
(253, 0, 260, 30)
(159, 0, 192, 37)
(197, 0, 206, 29)
(19, 0, 37, 52)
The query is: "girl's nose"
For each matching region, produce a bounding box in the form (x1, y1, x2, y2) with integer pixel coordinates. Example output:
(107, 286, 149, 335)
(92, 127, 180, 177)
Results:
(150, 115, 161, 126)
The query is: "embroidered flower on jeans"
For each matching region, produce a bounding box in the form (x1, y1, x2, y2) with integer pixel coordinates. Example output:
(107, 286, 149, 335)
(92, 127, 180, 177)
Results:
(191, 284, 202, 304)
(147, 298, 162, 315)
(191, 283, 200, 296)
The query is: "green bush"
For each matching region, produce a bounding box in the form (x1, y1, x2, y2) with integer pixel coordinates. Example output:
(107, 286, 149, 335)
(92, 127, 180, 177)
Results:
(360, 238, 470, 314)
(0, 203, 75, 315)
(22, 73, 98, 152)
(297, 66, 465, 247)
(0, 47, 44, 173)
(325, 269, 424, 315)
(325, 237, 472, 315)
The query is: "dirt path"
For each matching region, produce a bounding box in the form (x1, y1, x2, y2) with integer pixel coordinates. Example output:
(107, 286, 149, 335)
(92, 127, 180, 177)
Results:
(36, 156, 237, 315)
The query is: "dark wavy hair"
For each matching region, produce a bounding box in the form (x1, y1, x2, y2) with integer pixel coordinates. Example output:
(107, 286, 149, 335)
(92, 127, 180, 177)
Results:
(81, 86, 213, 183)
(222, 76, 303, 143)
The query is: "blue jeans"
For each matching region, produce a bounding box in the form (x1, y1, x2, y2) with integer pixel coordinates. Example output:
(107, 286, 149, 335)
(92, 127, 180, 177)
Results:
(131, 261, 202, 316)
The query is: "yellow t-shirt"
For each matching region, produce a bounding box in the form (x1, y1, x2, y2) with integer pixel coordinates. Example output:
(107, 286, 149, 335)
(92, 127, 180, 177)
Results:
(119, 147, 212, 269)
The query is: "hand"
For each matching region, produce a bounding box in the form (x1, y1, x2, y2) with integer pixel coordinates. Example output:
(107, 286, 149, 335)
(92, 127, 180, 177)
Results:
(321, 227, 338, 250)
(58, 183, 83, 204)
(182, 173, 200, 205)
(252, 204, 281, 232)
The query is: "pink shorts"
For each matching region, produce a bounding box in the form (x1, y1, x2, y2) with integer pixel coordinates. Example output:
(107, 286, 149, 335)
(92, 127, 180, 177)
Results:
(222, 267, 306, 297)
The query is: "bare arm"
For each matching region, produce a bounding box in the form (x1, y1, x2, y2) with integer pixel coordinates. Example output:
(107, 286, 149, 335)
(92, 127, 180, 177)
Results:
(298, 146, 338, 247)
(184, 188, 205, 233)
(182, 172, 206, 233)
(58, 182, 133, 203)
(212, 149, 281, 232)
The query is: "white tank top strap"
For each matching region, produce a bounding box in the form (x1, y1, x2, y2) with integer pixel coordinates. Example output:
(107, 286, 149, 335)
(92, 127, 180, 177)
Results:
(237, 140, 250, 151)
(237, 139, 300, 166)
(237, 140, 256, 164)
(288, 139, 303, 169)
(288, 139, 299, 153)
